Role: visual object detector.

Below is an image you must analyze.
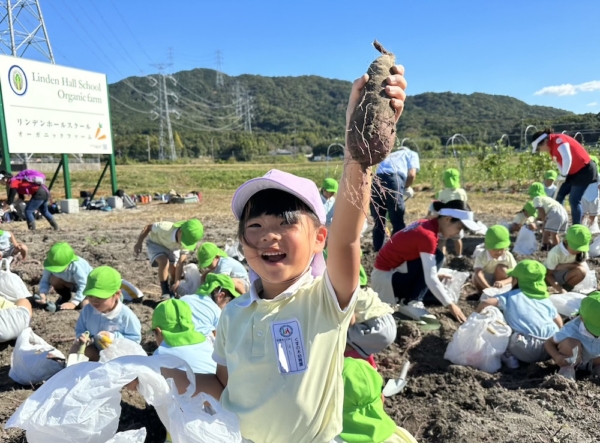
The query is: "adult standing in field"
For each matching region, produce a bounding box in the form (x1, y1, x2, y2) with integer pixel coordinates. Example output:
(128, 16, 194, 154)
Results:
(532, 129, 597, 225)
(370, 145, 419, 251)
(0, 170, 58, 231)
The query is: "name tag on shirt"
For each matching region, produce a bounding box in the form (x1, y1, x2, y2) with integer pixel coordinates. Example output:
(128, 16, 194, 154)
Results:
(271, 319, 307, 375)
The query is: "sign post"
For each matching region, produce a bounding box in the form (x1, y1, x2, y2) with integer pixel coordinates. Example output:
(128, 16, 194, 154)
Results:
(0, 55, 115, 198)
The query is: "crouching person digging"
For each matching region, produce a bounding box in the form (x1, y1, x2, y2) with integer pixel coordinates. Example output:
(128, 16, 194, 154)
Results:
(69, 266, 142, 362)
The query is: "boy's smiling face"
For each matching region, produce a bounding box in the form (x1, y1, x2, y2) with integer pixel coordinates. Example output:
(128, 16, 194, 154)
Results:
(87, 293, 119, 313)
(242, 213, 326, 296)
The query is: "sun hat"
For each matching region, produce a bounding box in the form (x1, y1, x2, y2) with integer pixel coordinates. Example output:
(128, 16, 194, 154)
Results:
(197, 242, 228, 269)
(528, 182, 546, 199)
(443, 168, 461, 190)
(322, 178, 339, 193)
(523, 201, 538, 218)
(44, 242, 79, 272)
(231, 169, 326, 280)
(580, 292, 600, 337)
(544, 170, 558, 181)
(197, 272, 241, 298)
(83, 266, 122, 299)
(438, 204, 480, 232)
(531, 133, 548, 153)
(173, 219, 204, 252)
(152, 299, 206, 347)
(484, 225, 511, 250)
(339, 357, 397, 442)
(565, 225, 591, 252)
(507, 260, 548, 300)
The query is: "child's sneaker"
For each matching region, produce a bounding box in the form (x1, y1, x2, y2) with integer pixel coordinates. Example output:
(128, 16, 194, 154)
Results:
(501, 351, 519, 369)
(397, 300, 436, 322)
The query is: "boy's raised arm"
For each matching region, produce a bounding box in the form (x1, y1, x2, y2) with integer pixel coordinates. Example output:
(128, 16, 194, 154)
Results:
(327, 66, 407, 309)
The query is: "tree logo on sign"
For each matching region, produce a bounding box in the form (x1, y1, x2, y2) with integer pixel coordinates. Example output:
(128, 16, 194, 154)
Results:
(8, 65, 27, 96)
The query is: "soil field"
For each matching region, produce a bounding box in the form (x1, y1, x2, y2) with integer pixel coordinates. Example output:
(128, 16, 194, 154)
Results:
(0, 196, 598, 443)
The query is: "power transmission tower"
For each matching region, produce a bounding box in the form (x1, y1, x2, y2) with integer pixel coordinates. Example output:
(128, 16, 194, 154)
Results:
(0, 0, 54, 62)
(243, 89, 254, 133)
(215, 49, 224, 88)
(150, 62, 179, 161)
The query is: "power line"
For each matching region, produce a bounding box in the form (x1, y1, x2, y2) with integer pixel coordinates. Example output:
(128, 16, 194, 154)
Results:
(110, 96, 151, 114)
(108, 0, 153, 62)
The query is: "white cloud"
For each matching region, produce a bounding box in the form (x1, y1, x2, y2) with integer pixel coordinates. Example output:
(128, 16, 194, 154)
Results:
(587, 101, 599, 107)
(534, 80, 600, 96)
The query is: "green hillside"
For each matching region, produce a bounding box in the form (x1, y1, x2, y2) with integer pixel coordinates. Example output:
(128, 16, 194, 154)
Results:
(108, 68, 599, 161)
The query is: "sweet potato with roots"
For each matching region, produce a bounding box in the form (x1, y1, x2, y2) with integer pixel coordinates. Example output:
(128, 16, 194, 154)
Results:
(347, 40, 397, 168)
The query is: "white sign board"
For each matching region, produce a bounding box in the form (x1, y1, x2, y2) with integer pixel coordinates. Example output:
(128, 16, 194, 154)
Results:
(0, 55, 113, 154)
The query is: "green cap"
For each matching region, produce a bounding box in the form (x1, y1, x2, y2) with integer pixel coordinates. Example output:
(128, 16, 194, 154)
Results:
(83, 266, 122, 299)
(44, 242, 79, 272)
(173, 219, 204, 251)
(322, 178, 339, 193)
(0, 230, 4, 237)
(340, 357, 397, 442)
(197, 242, 228, 269)
(566, 224, 591, 252)
(152, 299, 206, 347)
(507, 260, 549, 300)
(359, 264, 368, 287)
(523, 201, 538, 218)
(443, 168, 461, 189)
(544, 170, 558, 181)
(528, 182, 546, 199)
(580, 292, 600, 337)
(196, 272, 241, 298)
(484, 225, 511, 250)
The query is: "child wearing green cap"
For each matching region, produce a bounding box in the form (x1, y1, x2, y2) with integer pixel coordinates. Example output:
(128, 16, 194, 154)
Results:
(477, 260, 562, 369)
(37, 242, 93, 311)
(430, 168, 468, 257)
(180, 273, 240, 339)
(152, 299, 217, 375)
(472, 225, 517, 293)
(0, 229, 27, 262)
(544, 224, 591, 293)
(545, 291, 600, 379)
(197, 242, 249, 294)
(508, 201, 538, 234)
(336, 357, 417, 443)
(529, 182, 569, 250)
(71, 266, 142, 362)
(543, 170, 558, 198)
(134, 219, 204, 300)
(321, 177, 339, 227)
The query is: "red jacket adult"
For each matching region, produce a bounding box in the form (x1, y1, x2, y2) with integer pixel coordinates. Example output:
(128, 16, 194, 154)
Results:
(547, 134, 590, 178)
(6, 178, 48, 205)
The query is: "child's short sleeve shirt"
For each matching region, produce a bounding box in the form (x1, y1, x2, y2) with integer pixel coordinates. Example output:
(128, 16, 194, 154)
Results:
(544, 243, 576, 270)
(533, 196, 562, 213)
(354, 287, 394, 324)
(473, 250, 517, 274)
(148, 222, 181, 251)
(553, 318, 600, 364)
(213, 271, 358, 443)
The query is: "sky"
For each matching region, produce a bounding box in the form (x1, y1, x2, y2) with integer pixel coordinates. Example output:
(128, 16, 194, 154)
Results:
(14, 0, 600, 115)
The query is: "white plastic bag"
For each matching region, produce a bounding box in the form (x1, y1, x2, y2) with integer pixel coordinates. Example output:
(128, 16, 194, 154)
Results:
(572, 266, 597, 294)
(0, 258, 31, 302)
(444, 306, 512, 373)
(438, 268, 470, 304)
(550, 292, 587, 317)
(512, 226, 538, 256)
(99, 337, 147, 363)
(224, 238, 245, 262)
(479, 284, 512, 302)
(9, 328, 65, 385)
(591, 235, 600, 258)
(176, 264, 201, 296)
(105, 428, 147, 443)
(121, 279, 144, 301)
